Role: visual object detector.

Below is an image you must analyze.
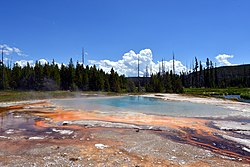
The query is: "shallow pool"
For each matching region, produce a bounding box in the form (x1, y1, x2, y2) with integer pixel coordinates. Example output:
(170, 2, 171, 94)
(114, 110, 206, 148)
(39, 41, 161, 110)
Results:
(51, 96, 238, 117)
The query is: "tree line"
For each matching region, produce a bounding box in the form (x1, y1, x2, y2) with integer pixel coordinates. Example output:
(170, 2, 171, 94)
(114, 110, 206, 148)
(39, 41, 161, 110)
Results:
(1, 57, 248, 93)
(181, 57, 250, 88)
(0, 59, 128, 92)
(0, 58, 183, 93)
(143, 71, 183, 93)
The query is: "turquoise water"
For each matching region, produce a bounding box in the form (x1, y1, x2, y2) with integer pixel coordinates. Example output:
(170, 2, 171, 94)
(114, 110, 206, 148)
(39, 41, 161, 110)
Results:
(51, 96, 237, 117)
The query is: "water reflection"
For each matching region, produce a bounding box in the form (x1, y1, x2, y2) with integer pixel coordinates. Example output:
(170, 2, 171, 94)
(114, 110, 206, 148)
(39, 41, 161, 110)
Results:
(52, 96, 238, 117)
(212, 94, 250, 103)
(0, 112, 36, 132)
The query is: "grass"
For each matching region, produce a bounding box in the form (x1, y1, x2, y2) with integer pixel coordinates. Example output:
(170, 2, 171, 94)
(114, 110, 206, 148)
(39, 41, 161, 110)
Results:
(0, 90, 119, 102)
(0, 90, 78, 102)
(0, 90, 148, 102)
(184, 87, 250, 99)
(240, 92, 250, 99)
(1, 88, 250, 102)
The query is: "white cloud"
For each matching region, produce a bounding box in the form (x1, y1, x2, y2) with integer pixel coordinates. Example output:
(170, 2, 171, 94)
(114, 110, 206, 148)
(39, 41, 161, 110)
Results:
(215, 54, 236, 66)
(0, 44, 27, 57)
(88, 49, 187, 77)
(15, 60, 34, 67)
(38, 59, 48, 65)
(14, 58, 61, 68)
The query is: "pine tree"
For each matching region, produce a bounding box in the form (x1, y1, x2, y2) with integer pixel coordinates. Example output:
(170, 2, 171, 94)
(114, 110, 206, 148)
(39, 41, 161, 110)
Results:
(34, 61, 43, 90)
(50, 60, 60, 89)
(75, 62, 83, 90)
(82, 66, 89, 91)
(199, 61, 203, 87)
(10, 63, 21, 89)
(104, 73, 110, 92)
(163, 72, 172, 93)
(68, 58, 75, 90)
(194, 57, 199, 87)
(109, 68, 120, 92)
(0, 65, 10, 89)
(60, 64, 68, 90)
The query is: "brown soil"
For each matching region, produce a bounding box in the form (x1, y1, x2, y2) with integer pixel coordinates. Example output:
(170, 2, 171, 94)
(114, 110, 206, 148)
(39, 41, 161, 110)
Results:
(0, 100, 249, 166)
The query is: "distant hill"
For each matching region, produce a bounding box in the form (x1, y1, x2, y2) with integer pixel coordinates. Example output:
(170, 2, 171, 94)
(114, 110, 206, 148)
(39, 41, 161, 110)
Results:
(183, 64, 250, 88)
(127, 77, 150, 86)
(127, 64, 250, 89)
(216, 64, 250, 79)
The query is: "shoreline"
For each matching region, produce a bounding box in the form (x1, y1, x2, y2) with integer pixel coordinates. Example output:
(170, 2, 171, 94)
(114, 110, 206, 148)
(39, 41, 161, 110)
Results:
(143, 93, 250, 113)
(1, 92, 249, 110)
(0, 93, 250, 166)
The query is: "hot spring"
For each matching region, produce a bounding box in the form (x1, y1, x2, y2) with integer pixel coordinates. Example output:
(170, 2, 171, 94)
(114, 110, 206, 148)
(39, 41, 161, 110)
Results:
(51, 96, 238, 117)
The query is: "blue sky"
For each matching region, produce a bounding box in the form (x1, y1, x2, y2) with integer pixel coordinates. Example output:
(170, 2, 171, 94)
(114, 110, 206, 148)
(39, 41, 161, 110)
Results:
(1, 0, 250, 76)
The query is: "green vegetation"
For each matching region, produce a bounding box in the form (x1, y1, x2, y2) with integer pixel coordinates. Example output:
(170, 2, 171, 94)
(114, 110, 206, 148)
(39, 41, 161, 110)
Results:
(240, 92, 250, 99)
(145, 72, 183, 93)
(0, 57, 249, 100)
(181, 57, 250, 100)
(0, 90, 78, 102)
(0, 58, 183, 94)
(184, 87, 250, 97)
(181, 58, 250, 89)
(0, 59, 127, 93)
(0, 90, 130, 102)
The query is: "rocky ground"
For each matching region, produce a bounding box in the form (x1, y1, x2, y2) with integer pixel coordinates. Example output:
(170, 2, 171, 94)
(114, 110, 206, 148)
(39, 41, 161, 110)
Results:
(0, 95, 250, 166)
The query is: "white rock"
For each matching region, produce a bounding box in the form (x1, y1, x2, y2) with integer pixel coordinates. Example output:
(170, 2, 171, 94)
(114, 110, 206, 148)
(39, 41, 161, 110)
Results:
(62, 121, 71, 125)
(242, 147, 250, 153)
(28, 136, 45, 140)
(5, 129, 14, 134)
(222, 135, 250, 148)
(179, 160, 186, 165)
(52, 128, 73, 135)
(95, 144, 108, 149)
(0, 136, 8, 139)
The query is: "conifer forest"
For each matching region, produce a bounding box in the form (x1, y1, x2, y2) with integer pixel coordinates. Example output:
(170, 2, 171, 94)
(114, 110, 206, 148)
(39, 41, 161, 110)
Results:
(0, 57, 250, 93)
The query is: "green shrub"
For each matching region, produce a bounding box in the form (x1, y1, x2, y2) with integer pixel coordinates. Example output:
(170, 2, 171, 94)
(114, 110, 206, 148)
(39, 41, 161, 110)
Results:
(240, 92, 250, 99)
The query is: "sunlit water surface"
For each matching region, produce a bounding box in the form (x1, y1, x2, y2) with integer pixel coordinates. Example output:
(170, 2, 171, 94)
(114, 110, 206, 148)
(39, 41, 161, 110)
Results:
(51, 96, 238, 117)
